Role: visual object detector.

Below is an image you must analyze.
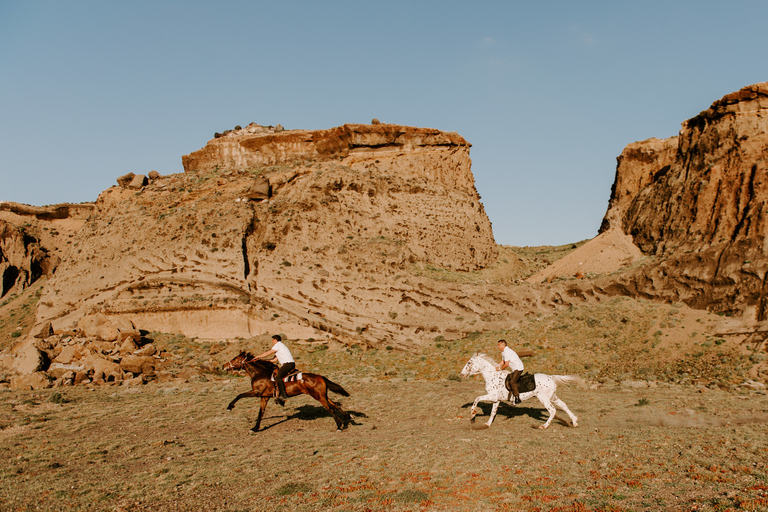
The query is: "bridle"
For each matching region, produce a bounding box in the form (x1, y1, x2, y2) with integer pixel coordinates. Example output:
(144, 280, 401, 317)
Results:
(223, 353, 259, 372)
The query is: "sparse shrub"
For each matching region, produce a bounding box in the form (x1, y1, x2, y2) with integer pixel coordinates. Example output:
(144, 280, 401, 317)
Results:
(11, 331, 21, 338)
(395, 489, 430, 503)
(275, 482, 312, 496)
(388, 311, 398, 320)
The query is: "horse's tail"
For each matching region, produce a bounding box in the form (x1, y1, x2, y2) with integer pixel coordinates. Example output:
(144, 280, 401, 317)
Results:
(324, 378, 351, 397)
(550, 375, 585, 388)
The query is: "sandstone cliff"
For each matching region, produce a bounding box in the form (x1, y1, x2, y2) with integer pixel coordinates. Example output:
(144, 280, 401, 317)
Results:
(0, 202, 93, 298)
(28, 123, 509, 348)
(599, 82, 768, 321)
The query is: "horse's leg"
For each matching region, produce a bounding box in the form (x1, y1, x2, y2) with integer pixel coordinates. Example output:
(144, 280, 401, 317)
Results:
(470, 394, 494, 422)
(303, 380, 345, 431)
(251, 396, 270, 432)
(536, 393, 558, 429)
(227, 389, 261, 410)
(486, 401, 501, 427)
(326, 397, 350, 427)
(551, 394, 578, 427)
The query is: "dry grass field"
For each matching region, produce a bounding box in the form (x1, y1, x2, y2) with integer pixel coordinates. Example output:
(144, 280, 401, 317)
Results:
(1, 371, 767, 511)
(1, 316, 768, 512)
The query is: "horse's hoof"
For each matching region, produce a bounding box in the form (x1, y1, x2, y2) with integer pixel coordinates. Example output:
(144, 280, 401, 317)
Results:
(537, 425, 549, 430)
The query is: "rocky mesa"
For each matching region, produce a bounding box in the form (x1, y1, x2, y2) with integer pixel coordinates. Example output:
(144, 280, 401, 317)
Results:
(27, 123, 505, 349)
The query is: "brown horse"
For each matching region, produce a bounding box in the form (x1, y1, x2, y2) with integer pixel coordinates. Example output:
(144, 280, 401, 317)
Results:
(223, 352, 351, 432)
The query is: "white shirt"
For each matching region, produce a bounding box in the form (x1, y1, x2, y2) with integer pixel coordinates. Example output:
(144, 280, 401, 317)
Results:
(501, 346, 524, 372)
(272, 341, 295, 365)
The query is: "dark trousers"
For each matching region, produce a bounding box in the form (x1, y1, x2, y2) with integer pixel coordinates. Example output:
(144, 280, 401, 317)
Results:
(275, 362, 295, 398)
(508, 369, 522, 400)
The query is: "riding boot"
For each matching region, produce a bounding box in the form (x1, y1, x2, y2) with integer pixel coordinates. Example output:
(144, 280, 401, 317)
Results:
(276, 381, 288, 405)
(509, 370, 522, 405)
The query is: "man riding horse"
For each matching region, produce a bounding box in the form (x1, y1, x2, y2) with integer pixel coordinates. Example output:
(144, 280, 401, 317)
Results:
(254, 334, 295, 406)
(496, 339, 524, 404)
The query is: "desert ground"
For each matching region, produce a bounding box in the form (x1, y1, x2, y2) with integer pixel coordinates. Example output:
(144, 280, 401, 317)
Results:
(1, 331, 767, 512)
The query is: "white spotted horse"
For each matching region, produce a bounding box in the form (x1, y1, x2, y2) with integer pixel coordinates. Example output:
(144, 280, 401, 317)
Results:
(224, 352, 350, 432)
(460, 353, 581, 429)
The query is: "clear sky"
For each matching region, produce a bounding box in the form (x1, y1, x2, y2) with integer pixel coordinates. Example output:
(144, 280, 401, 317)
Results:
(1, 1, 766, 246)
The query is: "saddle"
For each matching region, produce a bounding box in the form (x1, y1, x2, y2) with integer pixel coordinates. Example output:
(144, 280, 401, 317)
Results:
(270, 368, 303, 383)
(271, 367, 303, 399)
(505, 372, 536, 394)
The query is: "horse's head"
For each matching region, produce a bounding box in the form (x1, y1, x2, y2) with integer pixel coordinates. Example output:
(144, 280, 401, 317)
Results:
(460, 353, 495, 378)
(223, 351, 251, 372)
(460, 353, 481, 378)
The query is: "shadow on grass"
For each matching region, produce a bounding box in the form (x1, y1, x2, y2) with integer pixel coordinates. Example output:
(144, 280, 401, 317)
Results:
(461, 401, 550, 424)
(258, 404, 367, 431)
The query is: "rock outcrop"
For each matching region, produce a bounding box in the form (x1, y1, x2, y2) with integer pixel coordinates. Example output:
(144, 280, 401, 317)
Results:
(0, 201, 94, 298)
(31, 123, 502, 348)
(600, 82, 768, 322)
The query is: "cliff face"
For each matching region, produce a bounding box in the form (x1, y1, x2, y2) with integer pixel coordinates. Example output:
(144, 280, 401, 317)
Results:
(601, 82, 768, 320)
(0, 202, 93, 299)
(32, 123, 500, 348)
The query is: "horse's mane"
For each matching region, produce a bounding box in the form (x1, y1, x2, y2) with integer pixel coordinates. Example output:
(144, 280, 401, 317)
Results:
(475, 353, 497, 367)
(242, 352, 276, 371)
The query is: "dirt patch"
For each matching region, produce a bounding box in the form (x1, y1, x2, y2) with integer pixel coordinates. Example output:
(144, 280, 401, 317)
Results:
(526, 229, 644, 283)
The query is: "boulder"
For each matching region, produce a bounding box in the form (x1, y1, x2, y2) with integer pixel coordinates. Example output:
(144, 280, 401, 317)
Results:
(12, 345, 46, 374)
(244, 176, 271, 201)
(54, 344, 90, 364)
(119, 355, 155, 375)
(0, 354, 14, 371)
(82, 354, 123, 380)
(134, 344, 156, 357)
(74, 371, 90, 385)
(148, 170, 161, 180)
(128, 174, 148, 189)
(116, 172, 136, 188)
(33, 321, 54, 339)
(77, 313, 119, 341)
(119, 338, 139, 355)
(48, 362, 84, 379)
(11, 372, 51, 390)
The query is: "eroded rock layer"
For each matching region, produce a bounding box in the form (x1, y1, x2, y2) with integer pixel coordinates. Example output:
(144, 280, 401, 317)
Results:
(33, 123, 502, 347)
(601, 82, 768, 321)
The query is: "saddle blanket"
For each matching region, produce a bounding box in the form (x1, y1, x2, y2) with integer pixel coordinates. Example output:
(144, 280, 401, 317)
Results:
(505, 372, 536, 394)
(270, 372, 303, 383)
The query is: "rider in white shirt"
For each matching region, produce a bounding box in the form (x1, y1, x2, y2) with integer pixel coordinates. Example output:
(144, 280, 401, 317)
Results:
(255, 334, 296, 406)
(497, 339, 524, 404)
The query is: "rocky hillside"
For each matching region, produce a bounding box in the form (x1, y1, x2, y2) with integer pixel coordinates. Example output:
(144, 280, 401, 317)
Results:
(18, 123, 521, 350)
(597, 82, 768, 323)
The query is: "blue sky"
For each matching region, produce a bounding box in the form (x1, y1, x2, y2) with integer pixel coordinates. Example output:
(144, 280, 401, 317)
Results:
(1, 1, 766, 246)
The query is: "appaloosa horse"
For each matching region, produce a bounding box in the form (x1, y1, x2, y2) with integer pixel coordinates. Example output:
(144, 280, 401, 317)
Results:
(460, 353, 581, 429)
(224, 352, 350, 432)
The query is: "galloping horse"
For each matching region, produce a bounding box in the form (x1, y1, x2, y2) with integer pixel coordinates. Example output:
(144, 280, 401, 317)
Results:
(460, 353, 581, 429)
(224, 352, 350, 432)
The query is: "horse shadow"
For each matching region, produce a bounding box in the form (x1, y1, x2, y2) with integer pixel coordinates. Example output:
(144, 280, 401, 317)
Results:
(258, 404, 367, 431)
(461, 401, 550, 424)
